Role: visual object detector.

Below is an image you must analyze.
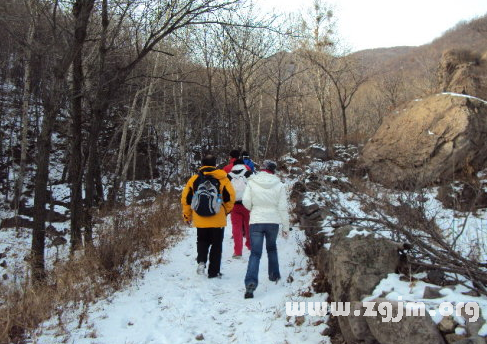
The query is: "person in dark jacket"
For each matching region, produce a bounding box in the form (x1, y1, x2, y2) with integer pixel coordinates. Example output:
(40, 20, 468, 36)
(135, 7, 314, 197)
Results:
(223, 149, 251, 173)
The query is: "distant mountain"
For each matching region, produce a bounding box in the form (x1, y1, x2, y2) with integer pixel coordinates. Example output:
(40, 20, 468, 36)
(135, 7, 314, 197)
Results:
(351, 46, 416, 72)
(351, 14, 487, 76)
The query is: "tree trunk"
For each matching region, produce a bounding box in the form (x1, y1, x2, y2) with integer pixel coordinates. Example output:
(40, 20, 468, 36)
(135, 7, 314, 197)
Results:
(12, 16, 35, 211)
(273, 83, 281, 159)
(69, 29, 84, 251)
(84, 0, 108, 243)
(341, 105, 348, 147)
(31, 0, 95, 280)
(31, 99, 58, 281)
(120, 58, 158, 187)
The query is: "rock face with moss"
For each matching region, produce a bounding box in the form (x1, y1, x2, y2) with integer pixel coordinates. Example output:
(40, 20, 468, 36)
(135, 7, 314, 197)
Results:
(360, 93, 487, 188)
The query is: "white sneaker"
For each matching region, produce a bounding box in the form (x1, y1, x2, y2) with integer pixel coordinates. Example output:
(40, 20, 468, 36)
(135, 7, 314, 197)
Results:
(197, 262, 206, 275)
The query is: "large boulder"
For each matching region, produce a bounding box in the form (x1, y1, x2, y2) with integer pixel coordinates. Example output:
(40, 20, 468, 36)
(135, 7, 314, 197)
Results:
(360, 93, 487, 188)
(320, 226, 405, 344)
(325, 226, 403, 302)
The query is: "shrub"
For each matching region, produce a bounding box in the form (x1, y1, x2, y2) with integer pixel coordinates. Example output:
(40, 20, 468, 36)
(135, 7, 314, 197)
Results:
(0, 194, 180, 343)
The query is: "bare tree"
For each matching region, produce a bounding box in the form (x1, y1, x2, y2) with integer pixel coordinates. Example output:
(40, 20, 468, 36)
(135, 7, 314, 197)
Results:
(299, 0, 335, 146)
(376, 70, 406, 110)
(307, 53, 367, 146)
(83, 0, 239, 241)
(12, 0, 38, 212)
(219, 13, 277, 157)
(30, 0, 95, 280)
(264, 50, 301, 159)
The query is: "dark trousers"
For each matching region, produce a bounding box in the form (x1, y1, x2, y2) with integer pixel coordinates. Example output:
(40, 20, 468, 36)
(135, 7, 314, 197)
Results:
(197, 227, 224, 277)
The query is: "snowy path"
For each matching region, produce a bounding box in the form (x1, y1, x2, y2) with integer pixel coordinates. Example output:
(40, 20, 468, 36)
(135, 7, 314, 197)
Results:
(37, 223, 329, 344)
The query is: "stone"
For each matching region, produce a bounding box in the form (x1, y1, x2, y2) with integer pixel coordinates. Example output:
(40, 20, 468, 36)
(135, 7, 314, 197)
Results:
(365, 298, 445, 344)
(439, 49, 487, 101)
(463, 308, 486, 337)
(195, 334, 204, 341)
(51, 236, 67, 247)
(439, 316, 457, 333)
(136, 188, 159, 201)
(305, 180, 322, 191)
(451, 336, 487, 344)
(325, 226, 404, 344)
(46, 225, 65, 238)
(290, 167, 304, 175)
(423, 286, 444, 299)
(1, 216, 34, 229)
(307, 145, 329, 161)
(295, 315, 305, 326)
(446, 334, 467, 343)
(427, 270, 446, 286)
(46, 210, 69, 223)
(360, 93, 487, 188)
(302, 203, 320, 216)
(292, 181, 306, 193)
(347, 302, 376, 343)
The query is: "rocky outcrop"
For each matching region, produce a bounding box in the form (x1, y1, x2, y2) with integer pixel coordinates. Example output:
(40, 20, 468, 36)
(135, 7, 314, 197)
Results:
(439, 49, 487, 101)
(321, 226, 403, 302)
(318, 226, 409, 344)
(360, 93, 487, 188)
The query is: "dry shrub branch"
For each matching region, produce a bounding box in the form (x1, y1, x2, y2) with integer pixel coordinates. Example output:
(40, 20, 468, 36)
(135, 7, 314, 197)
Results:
(327, 170, 487, 296)
(0, 195, 181, 344)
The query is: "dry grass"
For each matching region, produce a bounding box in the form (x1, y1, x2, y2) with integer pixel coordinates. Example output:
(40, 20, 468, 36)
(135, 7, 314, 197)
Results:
(0, 194, 181, 344)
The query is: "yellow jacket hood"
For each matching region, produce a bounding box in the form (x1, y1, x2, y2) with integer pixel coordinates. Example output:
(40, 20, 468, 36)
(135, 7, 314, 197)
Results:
(199, 166, 228, 180)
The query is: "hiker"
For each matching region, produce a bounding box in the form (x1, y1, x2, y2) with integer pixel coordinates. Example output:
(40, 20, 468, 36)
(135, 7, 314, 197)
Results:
(227, 159, 253, 258)
(241, 151, 255, 173)
(223, 149, 250, 173)
(181, 154, 235, 278)
(242, 160, 290, 299)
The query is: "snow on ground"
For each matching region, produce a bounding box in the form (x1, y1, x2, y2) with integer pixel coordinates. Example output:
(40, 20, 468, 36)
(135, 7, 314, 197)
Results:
(294, 154, 487, 333)
(365, 272, 487, 330)
(34, 221, 330, 344)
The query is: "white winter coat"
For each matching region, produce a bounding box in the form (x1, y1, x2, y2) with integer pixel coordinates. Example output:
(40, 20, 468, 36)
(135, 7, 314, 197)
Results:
(242, 171, 290, 230)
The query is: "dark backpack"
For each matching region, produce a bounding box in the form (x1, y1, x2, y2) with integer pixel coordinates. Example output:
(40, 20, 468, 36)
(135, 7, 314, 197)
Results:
(191, 172, 222, 216)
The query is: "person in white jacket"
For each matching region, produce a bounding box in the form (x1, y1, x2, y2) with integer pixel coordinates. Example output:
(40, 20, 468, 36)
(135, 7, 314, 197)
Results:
(242, 160, 290, 299)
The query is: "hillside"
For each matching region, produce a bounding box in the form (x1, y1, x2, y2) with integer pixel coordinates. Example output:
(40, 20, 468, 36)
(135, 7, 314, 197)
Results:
(352, 14, 487, 76)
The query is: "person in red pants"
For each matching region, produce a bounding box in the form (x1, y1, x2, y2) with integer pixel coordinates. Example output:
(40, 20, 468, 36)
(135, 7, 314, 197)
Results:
(227, 159, 253, 257)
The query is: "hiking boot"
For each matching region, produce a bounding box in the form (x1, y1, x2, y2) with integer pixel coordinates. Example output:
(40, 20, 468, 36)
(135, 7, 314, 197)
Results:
(197, 262, 206, 275)
(244, 284, 256, 299)
(269, 275, 281, 283)
(232, 254, 242, 259)
(208, 272, 223, 279)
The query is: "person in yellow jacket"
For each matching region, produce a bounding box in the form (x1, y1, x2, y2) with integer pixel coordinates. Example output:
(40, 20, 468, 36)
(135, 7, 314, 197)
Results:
(181, 154, 235, 278)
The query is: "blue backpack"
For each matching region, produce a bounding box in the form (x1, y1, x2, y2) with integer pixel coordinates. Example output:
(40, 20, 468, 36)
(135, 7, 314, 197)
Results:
(191, 172, 222, 216)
